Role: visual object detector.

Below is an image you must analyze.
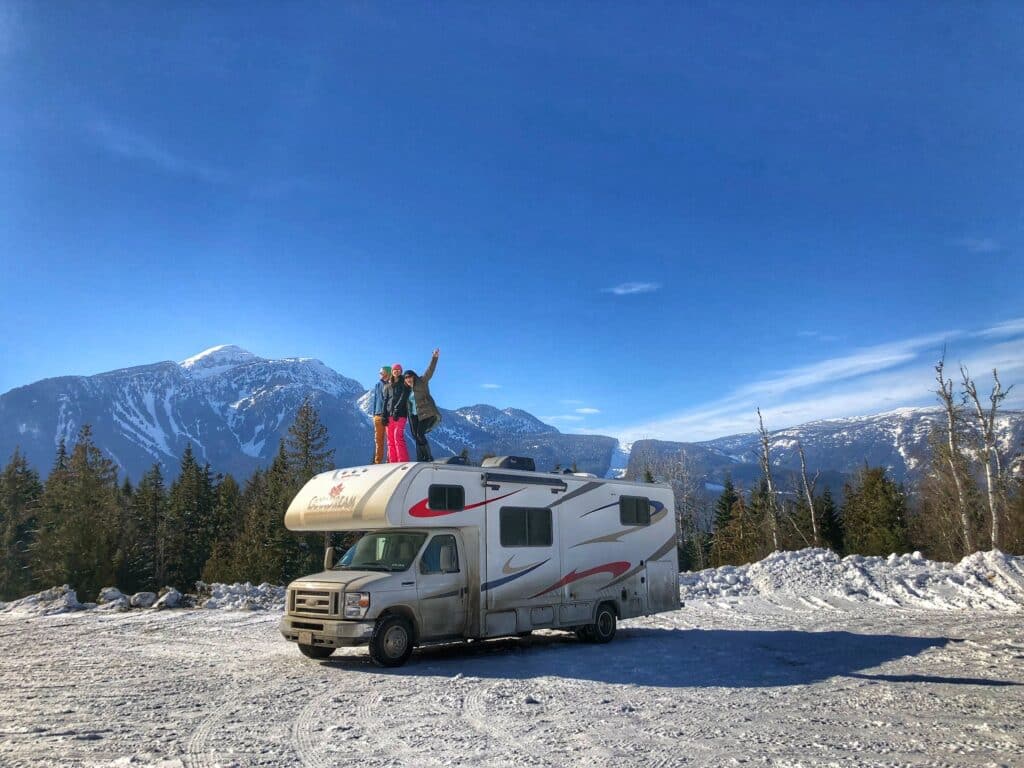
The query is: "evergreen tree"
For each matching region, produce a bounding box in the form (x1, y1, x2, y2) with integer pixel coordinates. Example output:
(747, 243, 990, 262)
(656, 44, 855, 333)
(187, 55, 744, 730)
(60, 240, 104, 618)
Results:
(163, 445, 214, 589)
(842, 466, 908, 556)
(643, 467, 655, 483)
(286, 399, 335, 485)
(118, 463, 166, 592)
(202, 473, 244, 583)
(32, 426, 121, 600)
(713, 475, 739, 533)
(0, 448, 43, 600)
(711, 492, 761, 566)
(817, 487, 844, 553)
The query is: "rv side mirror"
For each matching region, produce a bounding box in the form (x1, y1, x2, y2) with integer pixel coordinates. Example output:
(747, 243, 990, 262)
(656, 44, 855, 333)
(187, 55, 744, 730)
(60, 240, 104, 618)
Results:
(323, 546, 336, 571)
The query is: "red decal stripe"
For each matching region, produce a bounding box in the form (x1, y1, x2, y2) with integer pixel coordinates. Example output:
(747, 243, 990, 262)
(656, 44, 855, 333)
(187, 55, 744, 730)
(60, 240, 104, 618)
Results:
(409, 489, 521, 518)
(530, 561, 631, 598)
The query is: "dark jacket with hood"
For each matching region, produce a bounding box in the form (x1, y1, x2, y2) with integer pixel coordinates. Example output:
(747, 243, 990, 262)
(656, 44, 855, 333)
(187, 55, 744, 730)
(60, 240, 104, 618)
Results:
(407, 355, 441, 423)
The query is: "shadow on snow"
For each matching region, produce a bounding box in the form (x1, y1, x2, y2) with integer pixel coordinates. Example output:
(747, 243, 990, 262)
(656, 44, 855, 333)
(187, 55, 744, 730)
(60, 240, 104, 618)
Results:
(323, 627, 1020, 689)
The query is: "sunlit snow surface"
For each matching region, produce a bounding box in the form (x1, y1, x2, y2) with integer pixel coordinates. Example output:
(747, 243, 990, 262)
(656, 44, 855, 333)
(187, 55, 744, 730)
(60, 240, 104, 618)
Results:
(1, 552, 1022, 767)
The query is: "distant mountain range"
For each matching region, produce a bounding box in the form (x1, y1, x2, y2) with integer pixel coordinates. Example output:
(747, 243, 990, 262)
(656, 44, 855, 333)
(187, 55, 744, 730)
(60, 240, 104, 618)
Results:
(1, 346, 1021, 491)
(627, 407, 1024, 492)
(0, 345, 615, 481)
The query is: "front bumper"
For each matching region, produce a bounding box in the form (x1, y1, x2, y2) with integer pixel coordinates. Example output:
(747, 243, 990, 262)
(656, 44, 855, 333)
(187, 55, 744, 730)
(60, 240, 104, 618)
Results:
(279, 615, 375, 648)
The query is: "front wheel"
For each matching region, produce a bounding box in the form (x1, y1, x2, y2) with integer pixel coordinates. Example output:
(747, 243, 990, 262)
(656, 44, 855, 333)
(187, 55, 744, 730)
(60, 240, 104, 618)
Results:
(298, 643, 335, 659)
(369, 615, 414, 667)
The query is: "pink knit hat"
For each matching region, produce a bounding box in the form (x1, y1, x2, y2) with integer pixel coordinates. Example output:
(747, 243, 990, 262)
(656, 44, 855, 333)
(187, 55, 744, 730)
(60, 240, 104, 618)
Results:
(391, 363, 403, 374)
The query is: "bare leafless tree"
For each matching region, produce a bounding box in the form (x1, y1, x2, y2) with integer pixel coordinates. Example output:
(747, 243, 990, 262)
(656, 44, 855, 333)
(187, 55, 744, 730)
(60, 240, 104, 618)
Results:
(961, 365, 1013, 550)
(757, 408, 780, 551)
(935, 358, 973, 554)
(797, 441, 821, 547)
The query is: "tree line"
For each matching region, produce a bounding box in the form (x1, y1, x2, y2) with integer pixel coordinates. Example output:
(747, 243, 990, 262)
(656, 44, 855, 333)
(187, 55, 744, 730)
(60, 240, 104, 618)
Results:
(638, 363, 1023, 570)
(0, 400, 336, 602)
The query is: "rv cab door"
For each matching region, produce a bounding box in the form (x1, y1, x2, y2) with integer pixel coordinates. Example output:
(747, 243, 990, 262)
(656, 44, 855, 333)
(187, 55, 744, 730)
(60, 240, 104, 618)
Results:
(416, 532, 467, 639)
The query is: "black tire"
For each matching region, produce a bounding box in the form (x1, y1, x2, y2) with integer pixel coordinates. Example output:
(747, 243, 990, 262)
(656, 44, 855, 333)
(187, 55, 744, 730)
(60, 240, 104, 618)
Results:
(369, 615, 414, 667)
(298, 643, 335, 660)
(587, 604, 617, 644)
(575, 626, 594, 642)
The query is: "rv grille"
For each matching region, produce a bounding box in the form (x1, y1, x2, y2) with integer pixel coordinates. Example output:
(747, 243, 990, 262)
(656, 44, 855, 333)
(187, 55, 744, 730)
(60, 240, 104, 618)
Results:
(291, 588, 338, 618)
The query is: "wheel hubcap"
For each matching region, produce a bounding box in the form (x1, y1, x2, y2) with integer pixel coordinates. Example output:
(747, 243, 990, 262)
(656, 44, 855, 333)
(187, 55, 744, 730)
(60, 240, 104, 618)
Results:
(384, 626, 408, 657)
(598, 613, 613, 636)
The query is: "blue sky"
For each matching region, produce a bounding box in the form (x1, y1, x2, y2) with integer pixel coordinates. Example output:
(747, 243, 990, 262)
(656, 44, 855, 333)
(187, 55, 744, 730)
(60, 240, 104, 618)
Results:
(2, 3, 1022, 442)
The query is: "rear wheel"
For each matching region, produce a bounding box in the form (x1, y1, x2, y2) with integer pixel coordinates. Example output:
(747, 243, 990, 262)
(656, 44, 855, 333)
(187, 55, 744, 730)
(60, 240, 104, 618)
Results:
(298, 644, 335, 659)
(369, 615, 414, 667)
(578, 604, 616, 644)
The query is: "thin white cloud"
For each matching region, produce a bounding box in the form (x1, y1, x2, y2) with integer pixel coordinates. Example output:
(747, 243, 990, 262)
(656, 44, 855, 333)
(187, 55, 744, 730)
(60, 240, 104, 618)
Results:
(604, 282, 661, 296)
(575, 407, 601, 415)
(544, 414, 585, 423)
(606, 323, 1024, 443)
(957, 237, 1002, 254)
(481, 383, 501, 390)
(88, 118, 226, 183)
(975, 318, 1024, 339)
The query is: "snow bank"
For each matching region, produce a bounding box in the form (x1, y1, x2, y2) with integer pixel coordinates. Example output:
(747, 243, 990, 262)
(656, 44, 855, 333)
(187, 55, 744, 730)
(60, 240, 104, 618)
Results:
(680, 548, 1024, 610)
(196, 582, 286, 611)
(0, 585, 90, 616)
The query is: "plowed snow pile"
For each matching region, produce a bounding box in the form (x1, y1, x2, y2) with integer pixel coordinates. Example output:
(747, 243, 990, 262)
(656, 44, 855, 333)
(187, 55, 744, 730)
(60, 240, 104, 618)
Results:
(679, 548, 1024, 610)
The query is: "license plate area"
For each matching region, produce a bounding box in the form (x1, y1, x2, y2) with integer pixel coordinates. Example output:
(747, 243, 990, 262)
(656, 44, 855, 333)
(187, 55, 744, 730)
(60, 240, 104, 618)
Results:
(298, 630, 313, 645)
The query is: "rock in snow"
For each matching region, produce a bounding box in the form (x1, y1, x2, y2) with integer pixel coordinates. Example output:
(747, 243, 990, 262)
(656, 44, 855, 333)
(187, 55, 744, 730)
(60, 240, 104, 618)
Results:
(130, 591, 158, 608)
(0, 585, 88, 617)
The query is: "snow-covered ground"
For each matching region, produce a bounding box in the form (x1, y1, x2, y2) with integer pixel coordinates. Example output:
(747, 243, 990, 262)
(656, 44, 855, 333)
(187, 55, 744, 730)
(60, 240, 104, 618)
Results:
(1, 551, 1022, 767)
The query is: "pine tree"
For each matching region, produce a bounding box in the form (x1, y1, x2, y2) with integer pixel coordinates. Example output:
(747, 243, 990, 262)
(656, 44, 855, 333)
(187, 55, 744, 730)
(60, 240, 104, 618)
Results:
(0, 448, 43, 600)
(842, 466, 908, 556)
(643, 468, 655, 483)
(713, 475, 739, 533)
(32, 426, 121, 600)
(286, 399, 335, 485)
(118, 463, 166, 592)
(710, 492, 761, 566)
(163, 446, 214, 590)
(202, 474, 244, 583)
(817, 487, 844, 553)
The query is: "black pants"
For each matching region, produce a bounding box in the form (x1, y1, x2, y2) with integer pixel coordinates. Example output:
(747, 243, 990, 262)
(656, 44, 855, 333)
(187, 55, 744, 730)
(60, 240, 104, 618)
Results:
(408, 414, 438, 461)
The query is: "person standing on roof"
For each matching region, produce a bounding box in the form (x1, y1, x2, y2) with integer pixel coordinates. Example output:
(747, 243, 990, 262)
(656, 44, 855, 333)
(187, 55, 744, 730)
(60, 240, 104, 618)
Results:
(403, 348, 441, 462)
(384, 363, 411, 462)
(370, 365, 390, 464)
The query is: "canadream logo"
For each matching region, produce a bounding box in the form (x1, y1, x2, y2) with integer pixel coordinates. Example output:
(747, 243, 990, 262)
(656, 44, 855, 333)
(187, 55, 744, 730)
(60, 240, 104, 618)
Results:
(329, 482, 345, 498)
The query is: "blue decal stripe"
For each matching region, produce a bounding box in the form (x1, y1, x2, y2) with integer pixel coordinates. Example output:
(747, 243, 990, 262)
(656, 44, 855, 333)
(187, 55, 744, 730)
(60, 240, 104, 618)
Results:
(481, 559, 549, 592)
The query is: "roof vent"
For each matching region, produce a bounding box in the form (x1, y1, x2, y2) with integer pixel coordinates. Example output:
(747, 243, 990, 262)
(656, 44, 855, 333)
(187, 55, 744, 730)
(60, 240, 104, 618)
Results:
(480, 456, 536, 472)
(437, 456, 470, 466)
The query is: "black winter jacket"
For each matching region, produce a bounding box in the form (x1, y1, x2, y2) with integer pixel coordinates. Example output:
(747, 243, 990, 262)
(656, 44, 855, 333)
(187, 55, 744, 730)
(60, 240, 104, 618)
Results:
(385, 379, 410, 419)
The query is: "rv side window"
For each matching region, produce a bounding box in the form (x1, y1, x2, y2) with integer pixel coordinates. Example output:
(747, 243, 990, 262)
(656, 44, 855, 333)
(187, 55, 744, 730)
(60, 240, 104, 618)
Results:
(420, 534, 460, 574)
(428, 484, 465, 511)
(620, 496, 651, 526)
(500, 507, 553, 547)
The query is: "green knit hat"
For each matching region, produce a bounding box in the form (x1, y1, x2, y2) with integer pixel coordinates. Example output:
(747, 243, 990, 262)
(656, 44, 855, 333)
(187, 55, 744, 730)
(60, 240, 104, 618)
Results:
(380, 366, 391, 376)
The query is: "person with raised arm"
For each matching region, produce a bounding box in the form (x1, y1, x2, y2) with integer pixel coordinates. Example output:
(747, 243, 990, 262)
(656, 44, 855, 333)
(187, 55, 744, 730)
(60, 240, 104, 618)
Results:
(403, 348, 441, 462)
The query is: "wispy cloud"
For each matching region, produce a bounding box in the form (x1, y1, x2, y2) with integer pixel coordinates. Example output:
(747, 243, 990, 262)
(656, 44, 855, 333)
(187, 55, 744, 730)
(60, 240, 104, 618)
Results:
(604, 282, 661, 296)
(88, 118, 226, 183)
(957, 237, 1002, 254)
(481, 383, 502, 390)
(605, 321, 1024, 443)
(975, 318, 1024, 339)
(575, 407, 601, 415)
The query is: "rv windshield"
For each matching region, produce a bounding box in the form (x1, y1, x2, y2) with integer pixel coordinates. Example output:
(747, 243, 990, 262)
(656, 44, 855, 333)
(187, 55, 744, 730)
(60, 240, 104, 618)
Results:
(335, 532, 427, 572)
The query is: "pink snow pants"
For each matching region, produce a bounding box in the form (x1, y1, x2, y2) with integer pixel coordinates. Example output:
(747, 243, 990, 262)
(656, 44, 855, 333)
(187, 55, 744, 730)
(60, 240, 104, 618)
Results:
(386, 417, 409, 463)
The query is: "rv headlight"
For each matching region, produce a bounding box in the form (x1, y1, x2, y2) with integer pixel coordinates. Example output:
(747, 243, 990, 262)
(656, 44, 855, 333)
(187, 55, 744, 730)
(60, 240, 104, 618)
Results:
(344, 592, 370, 619)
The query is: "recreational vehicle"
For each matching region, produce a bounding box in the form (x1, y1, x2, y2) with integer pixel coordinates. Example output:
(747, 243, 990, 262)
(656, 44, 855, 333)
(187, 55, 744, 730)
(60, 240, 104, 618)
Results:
(279, 458, 680, 666)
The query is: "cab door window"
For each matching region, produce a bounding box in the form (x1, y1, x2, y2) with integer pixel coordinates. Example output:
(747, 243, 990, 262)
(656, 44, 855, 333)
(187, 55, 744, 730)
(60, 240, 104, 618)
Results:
(420, 534, 460, 574)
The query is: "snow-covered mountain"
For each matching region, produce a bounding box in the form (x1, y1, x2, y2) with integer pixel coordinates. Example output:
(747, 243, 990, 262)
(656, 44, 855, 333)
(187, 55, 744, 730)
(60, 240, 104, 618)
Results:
(0, 346, 616, 480)
(627, 406, 1024, 491)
